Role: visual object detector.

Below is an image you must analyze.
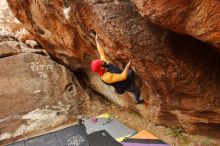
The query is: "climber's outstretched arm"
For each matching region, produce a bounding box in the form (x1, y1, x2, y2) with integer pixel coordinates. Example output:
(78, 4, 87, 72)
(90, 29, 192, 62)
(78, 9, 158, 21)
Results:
(101, 61, 131, 83)
(96, 35, 109, 63)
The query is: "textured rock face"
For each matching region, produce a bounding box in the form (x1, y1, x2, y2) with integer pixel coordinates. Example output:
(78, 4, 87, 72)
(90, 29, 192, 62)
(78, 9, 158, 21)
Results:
(131, 0, 220, 49)
(0, 53, 83, 119)
(7, 0, 220, 138)
(0, 0, 34, 41)
(0, 38, 89, 143)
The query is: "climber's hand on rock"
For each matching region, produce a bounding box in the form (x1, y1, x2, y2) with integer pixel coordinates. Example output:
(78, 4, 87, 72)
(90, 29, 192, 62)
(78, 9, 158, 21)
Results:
(95, 34, 104, 49)
(125, 60, 131, 70)
(95, 34, 99, 42)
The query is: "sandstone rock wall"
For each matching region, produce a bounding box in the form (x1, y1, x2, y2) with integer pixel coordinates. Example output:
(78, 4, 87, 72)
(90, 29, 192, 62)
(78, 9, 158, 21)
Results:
(0, 36, 89, 144)
(131, 0, 220, 49)
(0, 0, 34, 41)
(7, 0, 220, 138)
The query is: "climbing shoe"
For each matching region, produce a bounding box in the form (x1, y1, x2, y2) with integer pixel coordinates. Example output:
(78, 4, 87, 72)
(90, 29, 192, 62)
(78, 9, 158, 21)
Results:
(135, 99, 144, 104)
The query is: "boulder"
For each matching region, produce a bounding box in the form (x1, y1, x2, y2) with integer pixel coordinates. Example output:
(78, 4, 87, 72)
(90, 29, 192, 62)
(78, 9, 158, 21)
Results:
(0, 0, 34, 41)
(0, 43, 19, 58)
(7, 0, 220, 138)
(131, 0, 220, 49)
(25, 40, 39, 49)
(0, 52, 89, 143)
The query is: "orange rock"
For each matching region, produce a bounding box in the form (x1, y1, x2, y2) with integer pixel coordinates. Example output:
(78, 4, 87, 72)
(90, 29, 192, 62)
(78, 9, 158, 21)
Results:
(7, 0, 220, 139)
(131, 0, 220, 49)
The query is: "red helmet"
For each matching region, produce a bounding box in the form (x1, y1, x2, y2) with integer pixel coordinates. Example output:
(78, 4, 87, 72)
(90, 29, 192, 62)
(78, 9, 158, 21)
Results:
(91, 59, 103, 76)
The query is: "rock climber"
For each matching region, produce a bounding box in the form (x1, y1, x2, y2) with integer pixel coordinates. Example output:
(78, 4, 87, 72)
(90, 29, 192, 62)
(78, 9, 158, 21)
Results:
(90, 33, 144, 104)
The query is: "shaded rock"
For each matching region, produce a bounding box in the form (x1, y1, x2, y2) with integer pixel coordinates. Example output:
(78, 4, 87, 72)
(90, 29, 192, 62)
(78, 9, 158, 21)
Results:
(0, 43, 19, 58)
(7, 0, 220, 138)
(131, 0, 220, 49)
(25, 40, 39, 49)
(0, 38, 46, 57)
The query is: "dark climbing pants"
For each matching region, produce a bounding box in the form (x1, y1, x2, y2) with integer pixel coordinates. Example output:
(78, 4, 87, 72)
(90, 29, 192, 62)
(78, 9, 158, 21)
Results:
(114, 70, 141, 102)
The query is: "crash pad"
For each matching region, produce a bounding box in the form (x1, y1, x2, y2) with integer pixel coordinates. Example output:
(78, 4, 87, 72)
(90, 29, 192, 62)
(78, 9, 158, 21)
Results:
(8, 123, 126, 146)
(123, 130, 169, 146)
(87, 130, 123, 146)
(97, 113, 113, 119)
(26, 133, 60, 146)
(84, 117, 136, 141)
(55, 124, 89, 146)
(8, 140, 25, 146)
(8, 124, 90, 146)
(122, 139, 167, 144)
(121, 142, 169, 146)
(131, 130, 158, 139)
